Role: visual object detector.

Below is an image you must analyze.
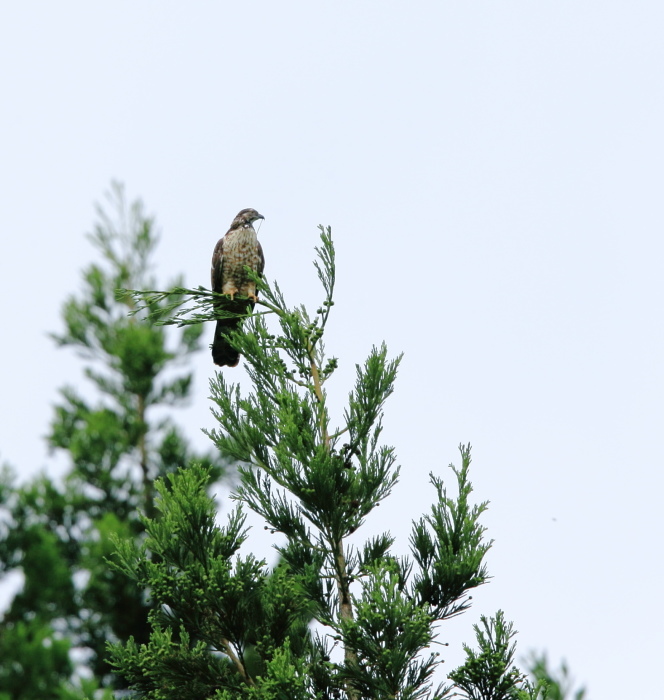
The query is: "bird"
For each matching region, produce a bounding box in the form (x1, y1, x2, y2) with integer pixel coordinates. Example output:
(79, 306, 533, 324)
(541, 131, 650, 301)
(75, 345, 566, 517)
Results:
(211, 208, 265, 367)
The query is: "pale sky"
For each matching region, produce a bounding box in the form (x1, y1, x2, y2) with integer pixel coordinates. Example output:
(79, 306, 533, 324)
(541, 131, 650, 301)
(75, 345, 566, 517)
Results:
(2, 3, 663, 698)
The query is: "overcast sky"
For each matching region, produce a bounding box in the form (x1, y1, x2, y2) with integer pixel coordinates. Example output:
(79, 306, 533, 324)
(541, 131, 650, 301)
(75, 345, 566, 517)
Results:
(2, 3, 663, 697)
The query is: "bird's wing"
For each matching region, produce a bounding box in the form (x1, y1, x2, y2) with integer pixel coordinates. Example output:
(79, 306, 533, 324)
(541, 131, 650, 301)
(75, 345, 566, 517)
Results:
(257, 240, 265, 276)
(211, 235, 226, 292)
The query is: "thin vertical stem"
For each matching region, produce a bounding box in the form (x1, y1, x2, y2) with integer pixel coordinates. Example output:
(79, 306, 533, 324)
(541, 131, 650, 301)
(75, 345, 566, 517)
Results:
(309, 355, 330, 450)
(308, 339, 359, 700)
(137, 392, 153, 519)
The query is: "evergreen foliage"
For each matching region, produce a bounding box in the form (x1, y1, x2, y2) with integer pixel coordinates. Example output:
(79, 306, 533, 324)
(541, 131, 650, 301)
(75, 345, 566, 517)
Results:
(109, 227, 542, 699)
(525, 654, 586, 700)
(447, 612, 547, 700)
(0, 184, 226, 697)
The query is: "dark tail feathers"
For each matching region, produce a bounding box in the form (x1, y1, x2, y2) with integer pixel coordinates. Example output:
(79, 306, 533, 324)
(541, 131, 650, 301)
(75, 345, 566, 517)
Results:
(212, 319, 241, 367)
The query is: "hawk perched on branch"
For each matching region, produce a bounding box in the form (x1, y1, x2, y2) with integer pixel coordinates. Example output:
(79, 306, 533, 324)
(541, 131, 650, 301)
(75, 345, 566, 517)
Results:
(211, 208, 265, 367)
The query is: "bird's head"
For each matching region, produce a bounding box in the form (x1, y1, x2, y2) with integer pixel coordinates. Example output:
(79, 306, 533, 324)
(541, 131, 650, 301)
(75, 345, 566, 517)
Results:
(230, 208, 265, 230)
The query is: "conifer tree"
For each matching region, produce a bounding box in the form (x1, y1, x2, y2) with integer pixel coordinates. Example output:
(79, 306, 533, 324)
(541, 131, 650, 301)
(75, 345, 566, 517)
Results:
(0, 183, 226, 698)
(109, 229, 547, 699)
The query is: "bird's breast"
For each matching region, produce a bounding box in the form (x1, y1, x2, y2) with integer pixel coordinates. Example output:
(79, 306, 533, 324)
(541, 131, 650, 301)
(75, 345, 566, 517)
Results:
(224, 228, 261, 276)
